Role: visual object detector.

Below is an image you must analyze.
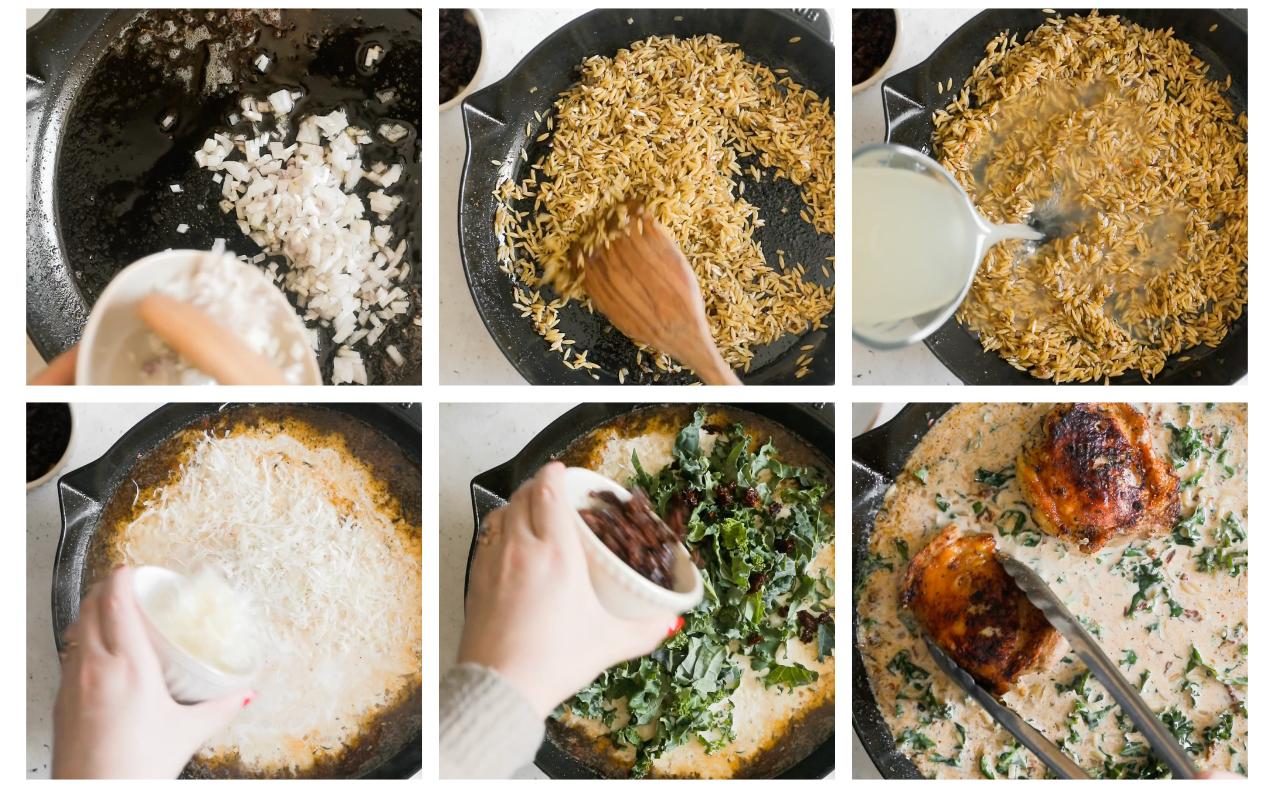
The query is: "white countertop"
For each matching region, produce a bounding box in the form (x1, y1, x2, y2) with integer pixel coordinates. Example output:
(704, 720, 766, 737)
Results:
(26, 402, 161, 776)
(851, 9, 974, 386)
(438, 10, 588, 386)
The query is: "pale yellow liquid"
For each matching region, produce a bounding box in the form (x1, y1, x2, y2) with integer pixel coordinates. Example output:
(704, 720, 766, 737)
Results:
(852, 167, 977, 326)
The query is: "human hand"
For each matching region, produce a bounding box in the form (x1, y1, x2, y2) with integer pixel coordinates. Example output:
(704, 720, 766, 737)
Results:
(52, 566, 253, 778)
(458, 462, 682, 717)
(30, 345, 78, 385)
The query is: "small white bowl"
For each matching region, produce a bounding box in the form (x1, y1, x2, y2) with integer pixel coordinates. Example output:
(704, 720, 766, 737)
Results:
(26, 404, 74, 492)
(439, 9, 487, 112)
(76, 249, 321, 386)
(852, 10, 903, 95)
(563, 467, 704, 620)
(132, 566, 259, 703)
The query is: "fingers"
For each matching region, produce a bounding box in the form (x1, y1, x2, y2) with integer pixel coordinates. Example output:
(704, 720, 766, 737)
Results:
(609, 614, 685, 665)
(70, 578, 108, 657)
(475, 507, 504, 549)
(178, 689, 254, 745)
(528, 462, 572, 542)
(501, 475, 536, 541)
(96, 567, 160, 670)
(30, 345, 79, 385)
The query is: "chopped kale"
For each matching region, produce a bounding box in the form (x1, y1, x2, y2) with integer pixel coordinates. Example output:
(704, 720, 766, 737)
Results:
(568, 409, 833, 776)
(975, 467, 1014, 488)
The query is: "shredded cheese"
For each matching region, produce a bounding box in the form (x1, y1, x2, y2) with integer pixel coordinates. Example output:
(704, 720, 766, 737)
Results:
(119, 427, 421, 772)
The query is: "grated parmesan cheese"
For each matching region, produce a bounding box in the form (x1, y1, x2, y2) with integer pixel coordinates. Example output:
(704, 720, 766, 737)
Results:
(120, 428, 421, 771)
(142, 567, 259, 675)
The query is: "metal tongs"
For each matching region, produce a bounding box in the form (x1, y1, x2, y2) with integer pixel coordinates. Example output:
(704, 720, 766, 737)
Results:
(923, 551, 1197, 780)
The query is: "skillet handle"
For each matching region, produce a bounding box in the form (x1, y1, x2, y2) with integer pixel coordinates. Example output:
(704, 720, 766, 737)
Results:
(881, 63, 934, 151)
(464, 461, 517, 602)
(782, 9, 832, 42)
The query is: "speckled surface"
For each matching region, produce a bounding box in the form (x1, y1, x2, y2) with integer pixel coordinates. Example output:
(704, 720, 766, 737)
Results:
(438, 10, 586, 386)
(26, 403, 160, 777)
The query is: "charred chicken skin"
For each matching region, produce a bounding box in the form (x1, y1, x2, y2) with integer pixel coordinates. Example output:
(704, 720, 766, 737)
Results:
(900, 525, 1061, 696)
(1017, 403, 1180, 554)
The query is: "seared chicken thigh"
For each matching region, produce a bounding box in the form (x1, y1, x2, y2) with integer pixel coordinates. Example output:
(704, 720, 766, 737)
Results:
(1017, 403, 1180, 553)
(900, 525, 1062, 695)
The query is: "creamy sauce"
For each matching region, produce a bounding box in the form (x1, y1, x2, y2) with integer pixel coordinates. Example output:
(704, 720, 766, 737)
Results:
(857, 403, 1247, 778)
(560, 423, 835, 778)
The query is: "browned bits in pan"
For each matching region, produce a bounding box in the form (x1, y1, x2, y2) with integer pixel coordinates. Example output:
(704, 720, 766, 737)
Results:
(578, 488, 681, 589)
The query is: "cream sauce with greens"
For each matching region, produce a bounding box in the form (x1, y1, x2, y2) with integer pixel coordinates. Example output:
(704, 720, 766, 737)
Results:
(857, 403, 1246, 778)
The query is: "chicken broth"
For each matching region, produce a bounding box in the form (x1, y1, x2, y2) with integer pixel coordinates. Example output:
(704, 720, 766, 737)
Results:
(856, 403, 1247, 778)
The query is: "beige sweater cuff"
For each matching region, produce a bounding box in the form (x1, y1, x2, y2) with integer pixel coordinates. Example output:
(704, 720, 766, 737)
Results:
(439, 663, 546, 779)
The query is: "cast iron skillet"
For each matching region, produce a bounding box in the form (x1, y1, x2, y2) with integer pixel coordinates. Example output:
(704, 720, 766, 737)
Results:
(851, 403, 953, 779)
(27, 10, 422, 384)
(55, 402, 422, 779)
(467, 402, 835, 777)
(459, 9, 835, 385)
(880, 9, 1248, 385)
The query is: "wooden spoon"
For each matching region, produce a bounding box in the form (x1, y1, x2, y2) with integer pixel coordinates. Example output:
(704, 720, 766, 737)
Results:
(581, 202, 742, 385)
(136, 293, 288, 385)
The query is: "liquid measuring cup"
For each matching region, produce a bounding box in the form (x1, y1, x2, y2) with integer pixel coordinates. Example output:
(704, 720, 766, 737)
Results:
(852, 143, 1040, 349)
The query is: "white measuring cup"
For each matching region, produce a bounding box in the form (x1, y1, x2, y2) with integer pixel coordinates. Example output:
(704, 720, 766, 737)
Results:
(852, 143, 1041, 349)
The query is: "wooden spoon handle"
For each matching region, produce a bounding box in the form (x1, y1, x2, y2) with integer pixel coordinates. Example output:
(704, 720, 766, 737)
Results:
(136, 293, 288, 385)
(674, 337, 742, 386)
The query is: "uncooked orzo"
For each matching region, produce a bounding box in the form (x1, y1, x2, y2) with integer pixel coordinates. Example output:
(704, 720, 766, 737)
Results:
(933, 12, 1247, 382)
(492, 35, 834, 380)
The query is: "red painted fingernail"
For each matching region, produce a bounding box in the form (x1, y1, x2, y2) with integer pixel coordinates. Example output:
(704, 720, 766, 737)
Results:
(666, 616, 684, 637)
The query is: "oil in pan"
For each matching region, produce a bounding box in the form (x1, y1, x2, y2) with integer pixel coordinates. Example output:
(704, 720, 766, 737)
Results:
(54, 9, 422, 384)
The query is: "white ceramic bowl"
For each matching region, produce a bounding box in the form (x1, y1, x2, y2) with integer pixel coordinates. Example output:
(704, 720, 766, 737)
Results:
(132, 566, 259, 703)
(852, 10, 903, 95)
(563, 467, 704, 620)
(439, 9, 487, 112)
(26, 404, 74, 492)
(76, 249, 321, 385)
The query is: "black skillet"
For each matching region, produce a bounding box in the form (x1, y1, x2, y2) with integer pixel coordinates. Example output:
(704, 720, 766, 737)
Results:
(880, 9, 1248, 385)
(466, 402, 835, 778)
(55, 402, 422, 779)
(27, 9, 422, 384)
(459, 9, 835, 385)
(851, 403, 952, 779)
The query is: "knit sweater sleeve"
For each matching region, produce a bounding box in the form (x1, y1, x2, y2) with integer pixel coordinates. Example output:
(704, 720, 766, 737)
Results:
(439, 662, 546, 778)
